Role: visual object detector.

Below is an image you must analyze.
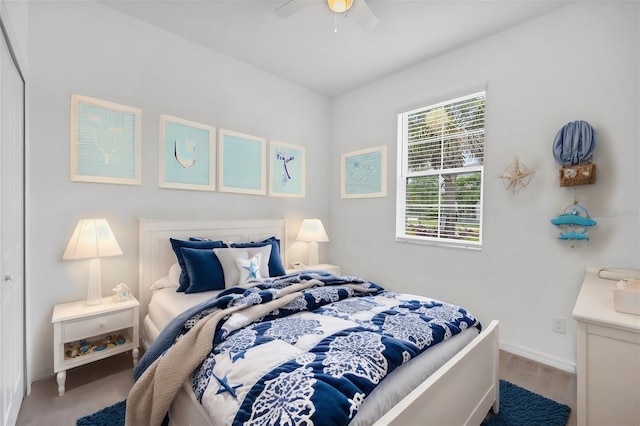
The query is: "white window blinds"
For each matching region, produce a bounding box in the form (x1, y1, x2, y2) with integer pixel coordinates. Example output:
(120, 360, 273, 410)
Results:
(396, 91, 485, 248)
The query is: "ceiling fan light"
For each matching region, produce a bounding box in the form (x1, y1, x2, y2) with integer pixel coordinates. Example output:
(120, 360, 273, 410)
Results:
(327, 0, 353, 13)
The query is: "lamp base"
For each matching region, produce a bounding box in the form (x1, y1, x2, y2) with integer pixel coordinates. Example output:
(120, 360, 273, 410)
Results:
(86, 258, 103, 306)
(307, 241, 319, 267)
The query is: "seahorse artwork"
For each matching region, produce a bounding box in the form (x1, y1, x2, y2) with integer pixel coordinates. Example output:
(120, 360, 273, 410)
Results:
(276, 149, 296, 185)
(174, 131, 197, 168)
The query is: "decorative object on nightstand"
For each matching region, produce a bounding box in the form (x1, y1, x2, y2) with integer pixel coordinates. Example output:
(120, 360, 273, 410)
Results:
(112, 282, 131, 302)
(52, 295, 140, 396)
(62, 218, 123, 306)
(296, 218, 329, 266)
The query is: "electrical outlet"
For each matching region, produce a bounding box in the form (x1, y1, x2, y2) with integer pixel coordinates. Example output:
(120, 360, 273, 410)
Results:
(552, 317, 566, 334)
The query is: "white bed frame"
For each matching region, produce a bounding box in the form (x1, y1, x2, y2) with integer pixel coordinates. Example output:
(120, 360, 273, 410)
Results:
(138, 218, 500, 426)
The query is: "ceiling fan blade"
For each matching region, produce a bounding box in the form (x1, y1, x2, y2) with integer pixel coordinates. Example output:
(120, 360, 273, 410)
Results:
(275, 0, 308, 18)
(350, 0, 379, 31)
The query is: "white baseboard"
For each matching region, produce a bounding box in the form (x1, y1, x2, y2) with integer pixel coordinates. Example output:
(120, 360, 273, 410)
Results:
(500, 341, 576, 374)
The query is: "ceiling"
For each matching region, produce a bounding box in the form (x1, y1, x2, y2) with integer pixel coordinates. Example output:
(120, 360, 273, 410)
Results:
(102, 0, 570, 98)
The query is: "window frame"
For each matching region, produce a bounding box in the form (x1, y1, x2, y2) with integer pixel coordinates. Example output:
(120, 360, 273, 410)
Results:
(395, 90, 486, 249)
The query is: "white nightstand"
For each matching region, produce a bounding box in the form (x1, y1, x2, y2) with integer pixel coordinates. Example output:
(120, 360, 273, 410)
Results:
(51, 295, 140, 396)
(286, 264, 341, 275)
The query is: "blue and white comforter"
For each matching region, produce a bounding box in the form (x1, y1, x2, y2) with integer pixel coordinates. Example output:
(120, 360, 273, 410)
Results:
(135, 272, 481, 425)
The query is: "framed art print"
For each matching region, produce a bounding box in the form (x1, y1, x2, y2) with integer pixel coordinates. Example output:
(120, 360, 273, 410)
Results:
(158, 115, 216, 191)
(269, 140, 305, 198)
(341, 145, 388, 198)
(70, 94, 141, 185)
(218, 129, 266, 195)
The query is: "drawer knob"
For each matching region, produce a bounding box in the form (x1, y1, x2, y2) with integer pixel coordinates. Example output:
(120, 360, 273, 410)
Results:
(99, 321, 106, 328)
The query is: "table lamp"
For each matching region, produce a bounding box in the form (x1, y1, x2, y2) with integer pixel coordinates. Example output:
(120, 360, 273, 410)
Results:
(63, 218, 123, 305)
(296, 219, 329, 266)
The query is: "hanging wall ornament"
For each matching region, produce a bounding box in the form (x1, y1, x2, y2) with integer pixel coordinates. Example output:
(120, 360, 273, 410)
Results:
(499, 157, 535, 194)
(550, 197, 596, 247)
(553, 120, 597, 186)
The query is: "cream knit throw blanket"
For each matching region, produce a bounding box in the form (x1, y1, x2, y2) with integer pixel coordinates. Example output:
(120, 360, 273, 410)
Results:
(125, 280, 321, 426)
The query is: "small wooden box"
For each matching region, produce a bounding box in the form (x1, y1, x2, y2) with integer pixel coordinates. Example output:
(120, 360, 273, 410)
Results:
(559, 163, 596, 187)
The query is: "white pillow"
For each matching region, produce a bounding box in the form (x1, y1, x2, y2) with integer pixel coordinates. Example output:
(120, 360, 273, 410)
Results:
(236, 253, 263, 284)
(150, 276, 177, 290)
(168, 263, 181, 285)
(213, 246, 271, 287)
(150, 262, 182, 290)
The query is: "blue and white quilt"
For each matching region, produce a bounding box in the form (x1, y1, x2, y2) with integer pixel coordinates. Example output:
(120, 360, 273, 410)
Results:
(134, 272, 481, 426)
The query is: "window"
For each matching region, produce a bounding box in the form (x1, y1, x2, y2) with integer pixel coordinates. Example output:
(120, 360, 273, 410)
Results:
(396, 91, 485, 248)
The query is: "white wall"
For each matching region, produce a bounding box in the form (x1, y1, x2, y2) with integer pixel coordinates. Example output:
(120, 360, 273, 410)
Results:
(0, 0, 28, 72)
(27, 1, 332, 382)
(330, 1, 639, 371)
(26, 0, 640, 383)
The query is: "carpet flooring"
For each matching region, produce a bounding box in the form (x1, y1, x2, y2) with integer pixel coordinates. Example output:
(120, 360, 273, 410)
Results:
(76, 400, 126, 426)
(482, 380, 570, 426)
(76, 379, 570, 426)
(16, 350, 577, 426)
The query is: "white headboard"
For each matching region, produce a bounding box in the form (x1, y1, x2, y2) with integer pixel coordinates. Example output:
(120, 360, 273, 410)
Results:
(138, 218, 287, 324)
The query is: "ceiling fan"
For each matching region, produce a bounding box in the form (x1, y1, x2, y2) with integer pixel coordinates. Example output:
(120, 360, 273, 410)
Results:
(275, 0, 379, 31)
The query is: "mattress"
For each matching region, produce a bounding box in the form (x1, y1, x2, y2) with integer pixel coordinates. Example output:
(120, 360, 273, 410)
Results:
(143, 286, 479, 425)
(148, 287, 222, 334)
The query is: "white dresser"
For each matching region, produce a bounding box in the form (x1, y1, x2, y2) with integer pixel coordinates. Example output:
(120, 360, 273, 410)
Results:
(572, 268, 640, 426)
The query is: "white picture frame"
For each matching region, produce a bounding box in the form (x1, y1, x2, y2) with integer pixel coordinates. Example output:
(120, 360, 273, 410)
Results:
(70, 94, 142, 185)
(218, 129, 267, 195)
(269, 140, 306, 198)
(341, 145, 388, 198)
(158, 115, 216, 191)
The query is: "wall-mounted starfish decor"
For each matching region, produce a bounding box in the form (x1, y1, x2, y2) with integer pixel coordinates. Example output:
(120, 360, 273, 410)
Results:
(499, 157, 535, 194)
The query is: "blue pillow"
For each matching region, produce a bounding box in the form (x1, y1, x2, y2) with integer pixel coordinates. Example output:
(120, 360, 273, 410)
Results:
(180, 247, 225, 293)
(169, 238, 225, 292)
(230, 237, 286, 277)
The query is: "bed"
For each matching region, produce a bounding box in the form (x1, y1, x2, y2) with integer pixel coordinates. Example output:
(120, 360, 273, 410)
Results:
(133, 218, 500, 426)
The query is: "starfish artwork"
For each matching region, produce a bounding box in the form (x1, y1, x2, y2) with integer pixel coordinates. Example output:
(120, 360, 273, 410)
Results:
(499, 157, 535, 194)
(214, 373, 242, 398)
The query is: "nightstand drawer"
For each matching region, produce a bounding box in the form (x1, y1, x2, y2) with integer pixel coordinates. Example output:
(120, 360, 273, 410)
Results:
(63, 309, 133, 342)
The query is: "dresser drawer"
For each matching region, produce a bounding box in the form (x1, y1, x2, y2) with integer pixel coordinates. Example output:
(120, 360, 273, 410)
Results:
(63, 309, 133, 342)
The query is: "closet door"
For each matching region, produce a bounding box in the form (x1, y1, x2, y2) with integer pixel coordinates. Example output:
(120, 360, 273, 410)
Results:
(0, 24, 25, 426)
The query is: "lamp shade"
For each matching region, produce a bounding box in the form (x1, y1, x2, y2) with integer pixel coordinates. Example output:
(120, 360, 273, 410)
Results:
(327, 0, 353, 13)
(63, 219, 122, 306)
(296, 219, 329, 243)
(63, 218, 123, 260)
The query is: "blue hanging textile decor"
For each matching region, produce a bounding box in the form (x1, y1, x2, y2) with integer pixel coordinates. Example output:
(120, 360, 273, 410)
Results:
(552, 120, 597, 166)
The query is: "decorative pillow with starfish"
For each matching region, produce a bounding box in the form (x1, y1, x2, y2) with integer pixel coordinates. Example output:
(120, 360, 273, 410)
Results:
(236, 253, 263, 284)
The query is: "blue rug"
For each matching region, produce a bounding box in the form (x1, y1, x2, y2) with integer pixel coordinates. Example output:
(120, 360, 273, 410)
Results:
(482, 380, 571, 426)
(77, 400, 126, 426)
(77, 380, 570, 425)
